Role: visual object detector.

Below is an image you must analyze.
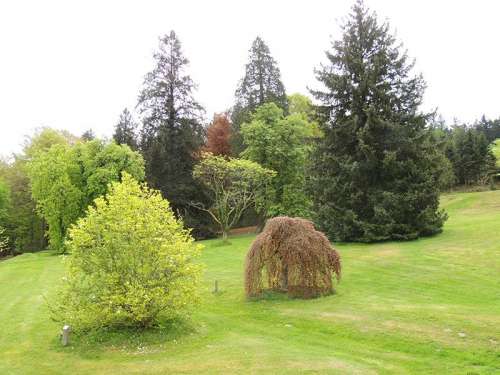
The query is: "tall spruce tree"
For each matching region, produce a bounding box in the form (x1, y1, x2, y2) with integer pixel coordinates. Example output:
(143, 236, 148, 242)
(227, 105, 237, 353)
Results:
(232, 37, 288, 153)
(309, 0, 447, 242)
(138, 31, 211, 237)
(113, 108, 138, 150)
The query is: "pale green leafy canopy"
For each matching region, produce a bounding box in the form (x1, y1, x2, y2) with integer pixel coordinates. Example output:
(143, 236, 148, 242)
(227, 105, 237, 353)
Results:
(53, 173, 202, 330)
(27, 140, 145, 252)
(193, 154, 275, 241)
(241, 103, 313, 218)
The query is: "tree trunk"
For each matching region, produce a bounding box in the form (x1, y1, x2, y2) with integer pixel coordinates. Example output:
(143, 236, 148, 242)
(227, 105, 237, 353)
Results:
(222, 230, 229, 244)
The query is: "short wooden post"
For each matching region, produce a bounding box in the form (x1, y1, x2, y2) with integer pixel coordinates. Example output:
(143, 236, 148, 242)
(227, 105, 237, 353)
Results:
(213, 279, 218, 293)
(61, 325, 71, 346)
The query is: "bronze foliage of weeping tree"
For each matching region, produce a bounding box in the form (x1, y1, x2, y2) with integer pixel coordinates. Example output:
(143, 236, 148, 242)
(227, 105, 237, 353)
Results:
(244, 217, 341, 299)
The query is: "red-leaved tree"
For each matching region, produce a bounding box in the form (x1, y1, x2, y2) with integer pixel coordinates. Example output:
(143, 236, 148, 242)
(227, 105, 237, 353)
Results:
(204, 113, 232, 157)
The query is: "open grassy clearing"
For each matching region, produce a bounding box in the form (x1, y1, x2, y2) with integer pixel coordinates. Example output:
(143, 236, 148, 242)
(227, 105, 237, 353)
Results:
(0, 190, 499, 374)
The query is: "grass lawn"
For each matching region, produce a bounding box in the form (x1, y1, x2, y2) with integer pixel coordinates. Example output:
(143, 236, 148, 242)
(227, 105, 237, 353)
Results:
(0, 191, 499, 374)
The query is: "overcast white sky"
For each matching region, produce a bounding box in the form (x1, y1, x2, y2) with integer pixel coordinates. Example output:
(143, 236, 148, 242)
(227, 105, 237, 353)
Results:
(1, 0, 499, 155)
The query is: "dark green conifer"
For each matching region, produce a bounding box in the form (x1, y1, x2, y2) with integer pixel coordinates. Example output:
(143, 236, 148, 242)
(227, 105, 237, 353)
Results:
(113, 108, 138, 150)
(138, 31, 211, 237)
(309, 0, 447, 241)
(81, 129, 95, 141)
(232, 37, 288, 153)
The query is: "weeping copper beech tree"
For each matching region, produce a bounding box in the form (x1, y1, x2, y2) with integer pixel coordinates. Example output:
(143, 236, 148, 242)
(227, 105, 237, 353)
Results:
(244, 217, 341, 299)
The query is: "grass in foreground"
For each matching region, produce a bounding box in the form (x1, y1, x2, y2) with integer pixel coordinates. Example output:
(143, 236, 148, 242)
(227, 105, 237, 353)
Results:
(0, 190, 499, 374)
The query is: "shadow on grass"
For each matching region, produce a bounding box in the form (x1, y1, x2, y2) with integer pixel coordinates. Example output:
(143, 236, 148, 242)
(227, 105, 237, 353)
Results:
(246, 289, 290, 302)
(210, 240, 233, 247)
(246, 288, 338, 303)
(50, 318, 196, 359)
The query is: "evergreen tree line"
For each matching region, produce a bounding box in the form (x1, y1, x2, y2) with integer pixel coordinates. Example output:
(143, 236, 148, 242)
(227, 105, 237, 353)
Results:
(1, 0, 499, 254)
(431, 118, 498, 188)
(110, 30, 312, 239)
(473, 116, 500, 143)
(110, 1, 497, 243)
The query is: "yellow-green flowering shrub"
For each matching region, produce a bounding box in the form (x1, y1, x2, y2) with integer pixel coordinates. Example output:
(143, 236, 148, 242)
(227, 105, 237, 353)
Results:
(53, 173, 202, 330)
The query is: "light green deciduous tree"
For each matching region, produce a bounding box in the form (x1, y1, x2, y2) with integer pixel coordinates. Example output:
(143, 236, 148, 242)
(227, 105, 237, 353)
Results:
(241, 103, 313, 218)
(27, 144, 82, 252)
(27, 140, 144, 252)
(193, 154, 275, 243)
(52, 173, 202, 330)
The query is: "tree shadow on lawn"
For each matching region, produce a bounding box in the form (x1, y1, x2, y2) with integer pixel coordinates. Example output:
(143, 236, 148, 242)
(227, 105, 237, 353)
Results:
(246, 289, 289, 302)
(245, 289, 337, 302)
(50, 317, 196, 359)
(210, 240, 233, 247)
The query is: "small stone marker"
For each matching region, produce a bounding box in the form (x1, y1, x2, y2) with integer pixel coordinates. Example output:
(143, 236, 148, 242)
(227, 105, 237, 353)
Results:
(61, 325, 71, 346)
(213, 279, 218, 293)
